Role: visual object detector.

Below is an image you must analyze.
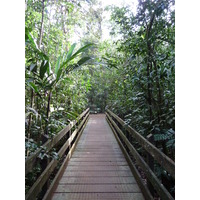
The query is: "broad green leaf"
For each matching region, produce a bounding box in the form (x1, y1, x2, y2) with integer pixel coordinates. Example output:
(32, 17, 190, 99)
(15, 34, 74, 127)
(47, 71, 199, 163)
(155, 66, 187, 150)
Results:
(77, 56, 91, 66)
(65, 57, 91, 74)
(29, 82, 39, 93)
(66, 43, 76, 60)
(56, 67, 63, 82)
(62, 52, 66, 63)
(40, 60, 48, 79)
(25, 28, 49, 61)
(25, 30, 39, 51)
(61, 43, 94, 68)
(71, 43, 94, 59)
(55, 56, 61, 75)
(38, 51, 49, 61)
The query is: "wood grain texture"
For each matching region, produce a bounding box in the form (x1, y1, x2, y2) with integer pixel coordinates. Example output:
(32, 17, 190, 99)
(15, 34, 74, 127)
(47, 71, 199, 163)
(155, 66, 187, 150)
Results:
(25, 108, 89, 175)
(52, 193, 145, 200)
(25, 109, 89, 200)
(106, 111, 174, 200)
(106, 109, 175, 179)
(51, 114, 145, 200)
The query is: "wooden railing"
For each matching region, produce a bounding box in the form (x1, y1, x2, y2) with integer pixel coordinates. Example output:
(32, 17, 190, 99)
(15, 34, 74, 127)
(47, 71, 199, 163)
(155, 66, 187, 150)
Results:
(106, 109, 175, 200)
(25, 108, 90, 200)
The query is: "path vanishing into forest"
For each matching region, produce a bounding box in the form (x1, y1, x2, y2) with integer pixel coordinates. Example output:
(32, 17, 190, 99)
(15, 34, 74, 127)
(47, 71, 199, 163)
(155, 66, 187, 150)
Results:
(51, 114, 144, 200)
(25, 109, 175, 200)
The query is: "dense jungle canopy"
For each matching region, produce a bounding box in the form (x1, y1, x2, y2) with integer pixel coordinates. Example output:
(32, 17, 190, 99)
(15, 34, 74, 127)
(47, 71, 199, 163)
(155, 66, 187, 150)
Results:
(3, 0, 200, 199)
(25, 0, 175, 198)
(25, 0, 175, 155)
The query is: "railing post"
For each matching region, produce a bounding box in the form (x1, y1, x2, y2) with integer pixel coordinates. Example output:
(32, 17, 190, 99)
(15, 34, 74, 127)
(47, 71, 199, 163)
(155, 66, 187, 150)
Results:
(147, 133, 154, 196)
(69, 123, 72, 151)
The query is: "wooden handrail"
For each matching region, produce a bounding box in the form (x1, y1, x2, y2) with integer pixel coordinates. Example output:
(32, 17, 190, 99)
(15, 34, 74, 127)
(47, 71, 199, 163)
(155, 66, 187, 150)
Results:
(25, 108, 89, 175)
(106, 109, 175, 178)
(25, 108, 89, 200)
(43, 112, 90, 200)
(106, 109, 175, 200)
(106, 114, 154, 200)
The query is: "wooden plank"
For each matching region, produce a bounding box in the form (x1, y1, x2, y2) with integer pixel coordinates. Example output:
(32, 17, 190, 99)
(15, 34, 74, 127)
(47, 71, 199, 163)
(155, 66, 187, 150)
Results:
(26, 134, 73, 200)
(42, 111, 89, 200)
(55, 184, 141, 193)
(25, 124, 73, 175)
(75, 149, 122, 152)
(65, 165, 130, 171)
(76, 146, 120, 149)
(25, 111, 89, 200)
(74, 152, 122, 155)
(68, 161, 128, 166)
(71, 154, 124, 158)
(25, 108, 89, 175)
(106, 109, 175, 179)
(106, 115, 154, 200)
(52, 193, 145, 200)
(106, 113, 174, 200)
(59, 177, 137, 184)
(51, 114, 144, 200)
(69, 157, 126, 162)
(62, 171, 133, 177)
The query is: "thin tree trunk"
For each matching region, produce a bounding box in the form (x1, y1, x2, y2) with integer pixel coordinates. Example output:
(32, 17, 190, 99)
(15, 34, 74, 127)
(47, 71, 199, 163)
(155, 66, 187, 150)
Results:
(146, 12, 155, 123)
(147, 62, 153, 122)
(61, 5, 66, 34)
(39, 0, 45, 49)
(27, 89, 34, 157)
(46, 2, 52, 49)
(56, 88, 59, 112)
(45, 91, 52, 135)
(60, 4, 69, 51)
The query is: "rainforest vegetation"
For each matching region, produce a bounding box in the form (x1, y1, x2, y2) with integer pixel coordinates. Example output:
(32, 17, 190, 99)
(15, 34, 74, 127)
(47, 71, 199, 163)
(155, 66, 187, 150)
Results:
(25, 0, 175, 198)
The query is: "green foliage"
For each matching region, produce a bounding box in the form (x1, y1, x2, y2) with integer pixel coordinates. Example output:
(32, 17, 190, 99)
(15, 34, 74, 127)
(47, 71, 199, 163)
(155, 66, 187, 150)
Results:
(25, 2, 94, 156)
(25, 0, 175, 198)
(105, 0, 175, 138)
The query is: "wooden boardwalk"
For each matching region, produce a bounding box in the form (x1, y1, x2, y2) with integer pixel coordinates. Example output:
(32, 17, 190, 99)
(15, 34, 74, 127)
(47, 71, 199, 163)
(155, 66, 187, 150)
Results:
(51, 114, 145, 200)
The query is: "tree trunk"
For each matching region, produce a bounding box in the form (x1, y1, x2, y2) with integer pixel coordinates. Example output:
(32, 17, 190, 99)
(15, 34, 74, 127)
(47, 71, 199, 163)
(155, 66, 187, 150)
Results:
(45, 91, 52, 135)
(61, 5, 66, 34)
(60, 4, 69, 51)
(147, 62, 153, 122)
(27, 89, 34, 157)
(47, 91, 52, 120)
(46, 1, 52, 49)
(39, 0, 45, 49)
(146, 12, 155, 123)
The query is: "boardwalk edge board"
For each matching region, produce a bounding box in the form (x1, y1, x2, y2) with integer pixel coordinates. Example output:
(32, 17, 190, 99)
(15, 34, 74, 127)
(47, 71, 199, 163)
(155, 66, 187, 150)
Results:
(106, 109, 175, 178)
(106, 111, 174, 200)
(106, 114, 153, 200)
(25, 108, 89, 175)
(51, 114, 145, 200)
(26, 112, 174, 200)
(25, 108, 89, 200)
(43, 114, 89, 200)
